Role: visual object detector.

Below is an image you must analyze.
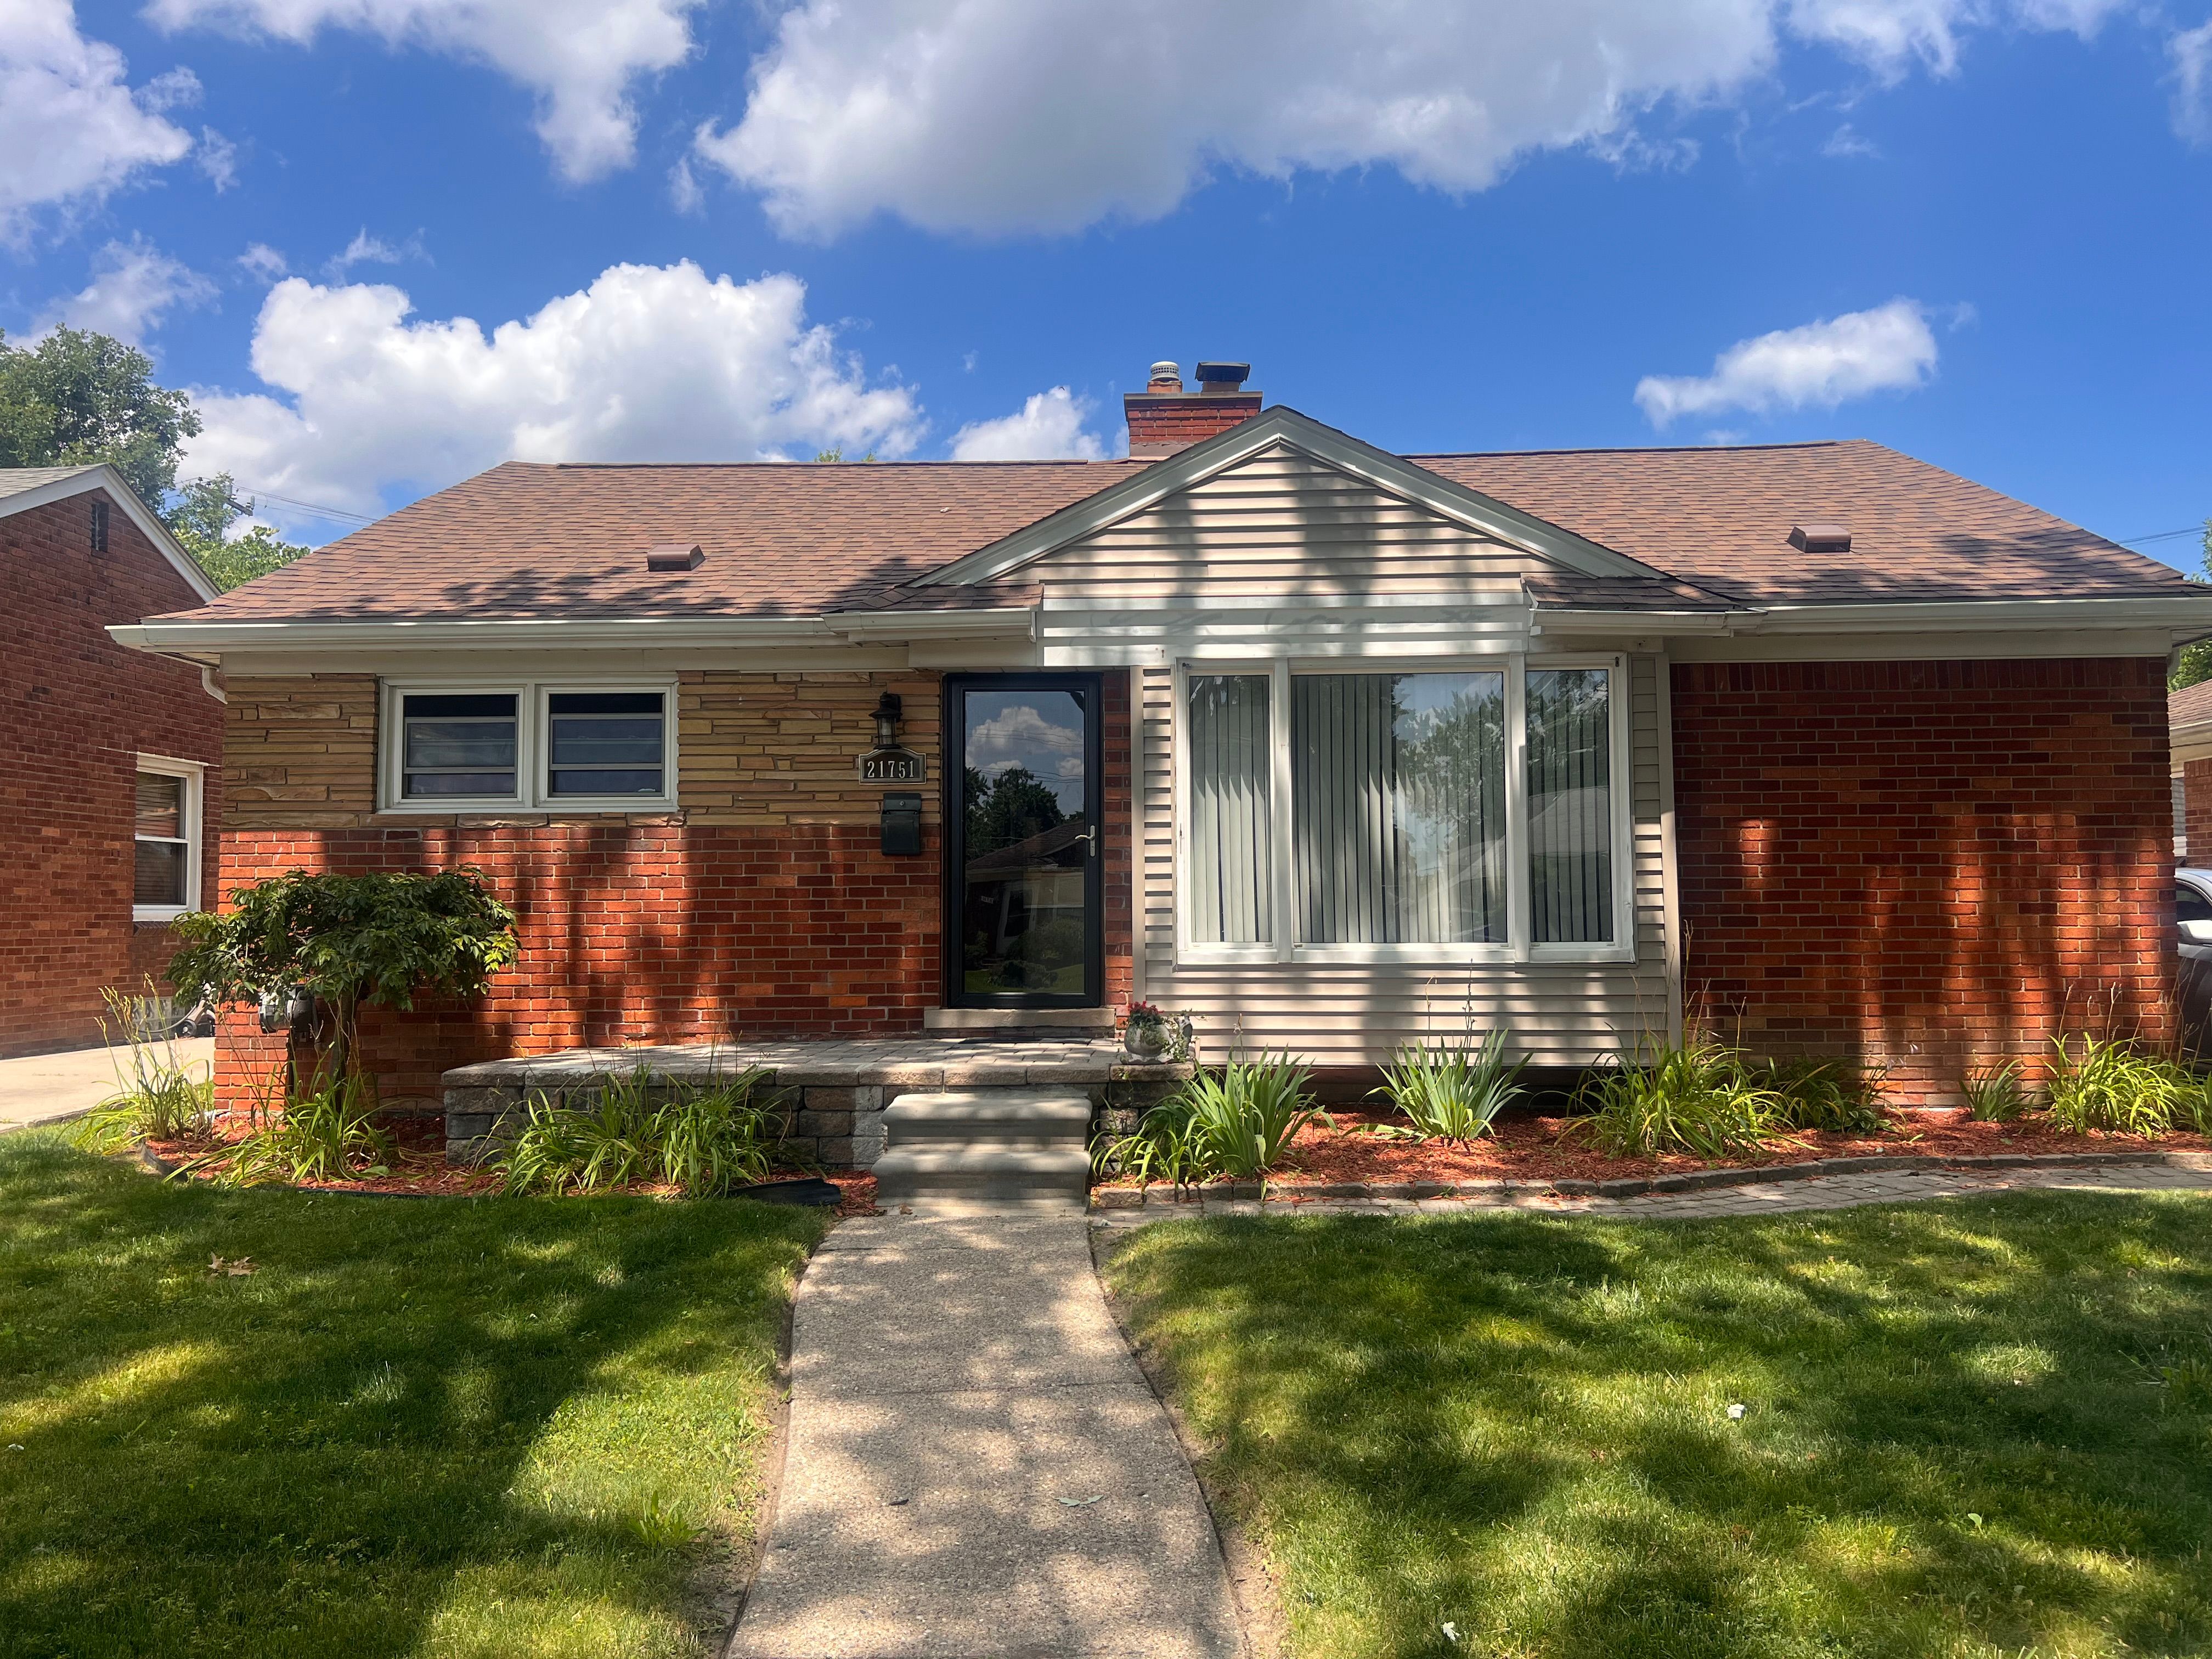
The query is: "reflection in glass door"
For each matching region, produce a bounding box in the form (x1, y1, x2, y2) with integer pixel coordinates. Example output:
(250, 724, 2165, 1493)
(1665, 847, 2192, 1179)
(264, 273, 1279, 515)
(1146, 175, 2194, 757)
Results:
(946, 676, 1102, 1007)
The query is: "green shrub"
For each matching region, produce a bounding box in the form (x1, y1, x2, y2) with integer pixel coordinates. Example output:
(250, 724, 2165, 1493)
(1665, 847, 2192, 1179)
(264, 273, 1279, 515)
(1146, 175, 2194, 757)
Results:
(1370, 1030, 1523, 1144)
(1093, 1056, 1328, 1186)
(219, 1072, 392, 1186)
(71, 985, 213, 1153)
(1572, 1037, 1786, 1159)
(2044, 1035, 2191, 1137)
(497, 1067, 791, 1197)
(1757, 1056, 1887, 1135)
(1961, 1059, 2030, 1122)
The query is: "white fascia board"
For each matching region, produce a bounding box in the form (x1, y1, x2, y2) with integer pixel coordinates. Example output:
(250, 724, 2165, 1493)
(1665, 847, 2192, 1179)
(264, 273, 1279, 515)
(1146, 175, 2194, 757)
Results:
(1531, 609, 1739, 635)
(915, 407, 1671, 588)
(827, 607, 1037, 641)
(1, 464, 219, 603)
(109, 614, 844, 656)
(1734, 595, 2212, 639)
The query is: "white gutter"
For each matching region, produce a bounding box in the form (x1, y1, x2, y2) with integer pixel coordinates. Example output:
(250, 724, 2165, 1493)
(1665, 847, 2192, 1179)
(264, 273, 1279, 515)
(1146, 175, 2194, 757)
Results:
(1725, 595, 2212, 637)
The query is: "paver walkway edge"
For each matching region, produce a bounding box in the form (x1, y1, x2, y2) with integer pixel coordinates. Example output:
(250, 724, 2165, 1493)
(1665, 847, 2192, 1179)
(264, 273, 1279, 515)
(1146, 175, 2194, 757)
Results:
(727, 1212, 1243, 1659)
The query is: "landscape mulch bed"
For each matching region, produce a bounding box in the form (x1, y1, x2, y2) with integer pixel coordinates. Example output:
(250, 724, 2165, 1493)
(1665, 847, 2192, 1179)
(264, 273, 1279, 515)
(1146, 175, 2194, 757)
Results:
(137, 1114, 883, 1216)
(1098, 1107, 2212, 1194)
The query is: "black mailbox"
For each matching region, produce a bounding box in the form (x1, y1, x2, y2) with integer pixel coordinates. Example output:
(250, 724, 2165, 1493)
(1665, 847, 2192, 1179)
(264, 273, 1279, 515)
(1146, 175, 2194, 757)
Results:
(881, 792, 922, 857)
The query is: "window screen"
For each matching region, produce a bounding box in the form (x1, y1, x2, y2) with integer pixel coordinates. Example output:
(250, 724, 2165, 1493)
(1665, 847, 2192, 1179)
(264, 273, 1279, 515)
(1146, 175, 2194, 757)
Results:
(400, 693, 518, 798)
(134, 771, 188, 907)
(546, 691, 665, 797)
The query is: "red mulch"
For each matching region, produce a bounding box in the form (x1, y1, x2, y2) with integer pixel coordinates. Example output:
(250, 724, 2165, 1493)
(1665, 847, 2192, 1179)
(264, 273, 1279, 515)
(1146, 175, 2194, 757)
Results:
(1102, 1107, 2209, 1190)
(142, 1112, 883, 1214)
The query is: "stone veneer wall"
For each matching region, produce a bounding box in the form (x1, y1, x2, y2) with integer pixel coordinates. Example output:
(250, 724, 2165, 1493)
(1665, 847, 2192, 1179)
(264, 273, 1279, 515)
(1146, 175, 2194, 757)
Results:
(1671, 657, 2173, 1098)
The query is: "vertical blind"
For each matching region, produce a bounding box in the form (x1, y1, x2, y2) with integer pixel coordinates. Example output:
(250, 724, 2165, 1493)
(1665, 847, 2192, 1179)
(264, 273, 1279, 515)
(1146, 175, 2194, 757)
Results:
(1186, 674, 1273, 943)
(1526, 668, 1612, 943)
(1290, 673, 1507, 944)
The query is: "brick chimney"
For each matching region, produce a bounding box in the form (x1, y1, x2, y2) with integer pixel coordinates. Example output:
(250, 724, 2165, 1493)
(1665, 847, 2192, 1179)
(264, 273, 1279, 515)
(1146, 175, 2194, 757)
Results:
(1124, 359, 1261, 459)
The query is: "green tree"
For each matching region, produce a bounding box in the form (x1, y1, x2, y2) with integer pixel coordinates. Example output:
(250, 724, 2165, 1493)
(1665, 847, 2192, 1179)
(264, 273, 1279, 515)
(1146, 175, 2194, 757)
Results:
(964, 765, 1070, 856)
(2171, 519, 2212, 692)
(0, 327, 200, 506)
(167, 868, 520, 1090)
(165, 473, 311, 590)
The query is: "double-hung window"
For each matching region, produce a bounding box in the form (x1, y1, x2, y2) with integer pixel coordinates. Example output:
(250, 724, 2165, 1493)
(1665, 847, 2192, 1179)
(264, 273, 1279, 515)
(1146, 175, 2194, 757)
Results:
(1180, 658, 1628, 961)
(380, 682, 676, 811)
(133, 757, 202, 922)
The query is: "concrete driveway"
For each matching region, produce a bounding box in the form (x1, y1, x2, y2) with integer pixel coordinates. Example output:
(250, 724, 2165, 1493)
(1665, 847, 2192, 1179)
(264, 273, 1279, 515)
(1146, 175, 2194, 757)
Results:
(0, 1039, 215, 1133)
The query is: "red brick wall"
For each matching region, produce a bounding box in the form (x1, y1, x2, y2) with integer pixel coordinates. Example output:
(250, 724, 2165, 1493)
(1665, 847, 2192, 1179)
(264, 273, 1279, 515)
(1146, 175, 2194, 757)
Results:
(2183, 757, 2212, 865)
(1672, 658, 2172, 1098)
(0, 488, 222, 1056)
(212, 670, 1137, 1108)
(1122, 393, 1261, 449)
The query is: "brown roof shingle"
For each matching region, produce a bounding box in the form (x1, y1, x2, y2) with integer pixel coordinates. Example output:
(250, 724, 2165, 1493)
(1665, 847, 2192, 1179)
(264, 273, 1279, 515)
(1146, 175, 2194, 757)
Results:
(163, 435, 2191, 624)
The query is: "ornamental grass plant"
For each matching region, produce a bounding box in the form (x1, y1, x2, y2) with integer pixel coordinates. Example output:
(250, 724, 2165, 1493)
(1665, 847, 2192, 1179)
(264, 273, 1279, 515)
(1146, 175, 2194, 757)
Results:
(1093, 1055, 1328, 1187)
(1960, 1058, 2031, 1122)
(1370, 1029, 1525, 1144)
(2044, 1035, 2205, 1137)
(216, 1070, 392, 1186)
(70, 985, 213, 1153)
(1571, 1035, 1787, 1160)
(497, 1066, 790, 1197)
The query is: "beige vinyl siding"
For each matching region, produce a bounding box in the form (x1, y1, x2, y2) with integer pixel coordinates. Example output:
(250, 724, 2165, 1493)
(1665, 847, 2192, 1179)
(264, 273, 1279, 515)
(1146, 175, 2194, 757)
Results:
(1138, 657, 1674, 1068)
(1031, 442, 1543, 603)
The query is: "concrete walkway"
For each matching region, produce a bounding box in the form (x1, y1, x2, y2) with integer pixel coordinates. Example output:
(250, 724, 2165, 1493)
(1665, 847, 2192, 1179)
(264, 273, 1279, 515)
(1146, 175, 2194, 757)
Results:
(0, 1039, 213, 1133)
(729, 1212, 1242, 1659)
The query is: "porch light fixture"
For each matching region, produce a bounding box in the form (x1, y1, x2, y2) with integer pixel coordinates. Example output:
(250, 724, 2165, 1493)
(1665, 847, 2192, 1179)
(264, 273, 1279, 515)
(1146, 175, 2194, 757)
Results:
(873, 691, 902, 748)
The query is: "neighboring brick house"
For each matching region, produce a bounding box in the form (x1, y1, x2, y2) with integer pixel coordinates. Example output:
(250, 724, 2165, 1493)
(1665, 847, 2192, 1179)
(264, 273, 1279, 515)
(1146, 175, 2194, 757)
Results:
(2171, 680, 2212, 863)
(3, 465, 223, 1056)
(112, 360, 2212, 1116)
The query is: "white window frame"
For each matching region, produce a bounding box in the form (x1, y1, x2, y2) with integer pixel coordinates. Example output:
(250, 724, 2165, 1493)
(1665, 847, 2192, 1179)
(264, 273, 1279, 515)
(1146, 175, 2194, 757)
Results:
(133, 754, 204, 922)
(1173, 653, 1634, 967)
(378, 679, 680, 814)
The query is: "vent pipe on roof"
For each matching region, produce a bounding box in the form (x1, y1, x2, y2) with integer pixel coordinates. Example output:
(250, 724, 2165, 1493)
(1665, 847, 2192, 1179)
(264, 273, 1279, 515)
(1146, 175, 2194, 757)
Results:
(1147, 360, 1183, 393)
(1788, 523, 1851, 554)
(646, 542, 704, 571)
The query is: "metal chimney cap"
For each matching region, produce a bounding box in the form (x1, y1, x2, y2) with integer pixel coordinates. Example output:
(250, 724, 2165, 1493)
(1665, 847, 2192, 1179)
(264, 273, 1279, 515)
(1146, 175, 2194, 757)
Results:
(1194, 361, 1251, 392)
(1787, 523, 1851, 554)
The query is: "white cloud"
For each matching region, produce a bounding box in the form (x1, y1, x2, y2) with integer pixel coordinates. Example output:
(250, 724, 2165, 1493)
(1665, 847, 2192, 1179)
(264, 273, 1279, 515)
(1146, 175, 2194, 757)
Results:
(949, 387, 1108, 461)
(38, 236, 217, 345)
(196, 125, 239, 188)
(2174, 20, 2212, 144)
(323, 227, 422, 276)
(692, 0, 2130, 239)
(183, 261, 923, 515)
(668, 155, 703, 215)
(146, 0, 701, 181)
(1633, 298, 1940, 426)
(239, 241, 288, 279)
(1821, 121, 1881, 157)
(0, 2, 195, 236)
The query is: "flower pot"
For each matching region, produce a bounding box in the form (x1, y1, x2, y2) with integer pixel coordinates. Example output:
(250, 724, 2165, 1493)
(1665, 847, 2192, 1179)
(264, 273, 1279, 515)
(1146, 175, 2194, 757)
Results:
(1122, 1021, 1171, 1060)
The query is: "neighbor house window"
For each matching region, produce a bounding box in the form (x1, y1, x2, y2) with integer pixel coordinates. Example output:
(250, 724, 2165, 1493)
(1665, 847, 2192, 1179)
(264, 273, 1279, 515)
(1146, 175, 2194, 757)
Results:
(90, 498, 109, 553)
(133, 759, 202, 921)
(381, 682, 675, 810)
(1181, 658, 1625, 960)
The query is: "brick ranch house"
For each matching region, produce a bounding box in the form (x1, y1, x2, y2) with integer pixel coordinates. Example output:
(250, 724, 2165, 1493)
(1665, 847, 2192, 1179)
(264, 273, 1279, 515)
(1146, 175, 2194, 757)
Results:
(3, 465, 223, 1056)
(111, 362, 2212, 1125)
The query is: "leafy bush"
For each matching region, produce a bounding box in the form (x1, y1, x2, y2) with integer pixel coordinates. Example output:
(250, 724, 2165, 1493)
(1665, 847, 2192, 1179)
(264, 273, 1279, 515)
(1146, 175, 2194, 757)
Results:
(1370, 1030, 1524, 1144)
(1093, 1056, 1327, 1186)
(498, 1068, 789, 1197)
(2045, 1036, 2196, 1136)
(1960, 1059, 2030, 1122)
(168, 868, 518, 1084)
(1757, 1057, 1887, 1135)
(1572, 1037, 1786, 1159)
(71, 985, 213, 1153)
(218, 1073, 392, 1186)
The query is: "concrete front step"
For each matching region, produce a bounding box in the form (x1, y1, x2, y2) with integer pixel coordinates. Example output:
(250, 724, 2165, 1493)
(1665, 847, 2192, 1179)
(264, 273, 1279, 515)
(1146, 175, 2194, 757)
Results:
(884, 1090, 1092, 1153)
(872, 1146, 1092, 1215)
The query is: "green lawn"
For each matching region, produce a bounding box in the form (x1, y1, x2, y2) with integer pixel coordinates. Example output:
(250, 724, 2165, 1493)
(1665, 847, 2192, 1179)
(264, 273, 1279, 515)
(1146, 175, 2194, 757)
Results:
(0, 1130, 827, 1658)
(1102, 1191, 2212, 1659)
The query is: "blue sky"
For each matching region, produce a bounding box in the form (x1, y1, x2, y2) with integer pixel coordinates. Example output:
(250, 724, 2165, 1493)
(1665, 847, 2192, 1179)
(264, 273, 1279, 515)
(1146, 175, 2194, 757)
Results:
(5, 1, 2208, 565)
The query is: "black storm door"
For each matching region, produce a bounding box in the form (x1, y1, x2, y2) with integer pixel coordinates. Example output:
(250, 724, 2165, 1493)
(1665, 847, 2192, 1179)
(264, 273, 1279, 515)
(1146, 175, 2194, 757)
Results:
(944, 674, 1104, 1008)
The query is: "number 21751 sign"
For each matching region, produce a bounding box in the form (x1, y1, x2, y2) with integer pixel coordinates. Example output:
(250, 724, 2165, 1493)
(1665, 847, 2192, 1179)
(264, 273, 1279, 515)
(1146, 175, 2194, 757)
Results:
(857, 747, 926, 783)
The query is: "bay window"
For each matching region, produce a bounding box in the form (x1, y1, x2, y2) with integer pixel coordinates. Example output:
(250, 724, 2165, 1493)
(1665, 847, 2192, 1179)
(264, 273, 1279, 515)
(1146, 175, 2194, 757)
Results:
(1179, 658, 1627, 961)
(380, 681, 676, 811)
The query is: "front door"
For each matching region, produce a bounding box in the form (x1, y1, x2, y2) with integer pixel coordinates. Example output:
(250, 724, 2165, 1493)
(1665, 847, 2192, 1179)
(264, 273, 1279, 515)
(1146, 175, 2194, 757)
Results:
(945, 674, 1103, 1008)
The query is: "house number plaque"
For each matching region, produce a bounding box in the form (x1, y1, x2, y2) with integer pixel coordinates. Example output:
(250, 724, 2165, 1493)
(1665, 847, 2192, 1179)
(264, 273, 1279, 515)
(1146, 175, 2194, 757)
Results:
(857, 747, 926, 783)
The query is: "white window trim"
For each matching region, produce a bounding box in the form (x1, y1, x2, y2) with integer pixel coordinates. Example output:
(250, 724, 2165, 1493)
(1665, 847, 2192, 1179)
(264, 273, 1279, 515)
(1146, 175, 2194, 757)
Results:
(378, 679, 680, 814)
(133, 754, 204, 923)
(1173, 653, 1635, 968)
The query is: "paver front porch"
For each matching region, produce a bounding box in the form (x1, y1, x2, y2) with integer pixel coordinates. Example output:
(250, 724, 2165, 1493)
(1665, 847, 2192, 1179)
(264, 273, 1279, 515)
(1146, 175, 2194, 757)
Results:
(440, 1038, 1193, 1167)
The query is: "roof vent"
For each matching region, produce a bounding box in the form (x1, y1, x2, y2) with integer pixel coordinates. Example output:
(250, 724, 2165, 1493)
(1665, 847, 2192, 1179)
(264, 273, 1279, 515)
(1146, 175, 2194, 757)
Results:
(1147, 360, 1183, 393)
(1194, 360, 1250, 396)
(1788, 523, 1851, 554)
(646, 542, 704, 572)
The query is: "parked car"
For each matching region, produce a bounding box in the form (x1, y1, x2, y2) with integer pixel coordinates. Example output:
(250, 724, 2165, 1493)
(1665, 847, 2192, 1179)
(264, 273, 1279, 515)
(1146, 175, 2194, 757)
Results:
(2177, 870, 2212, 1057)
